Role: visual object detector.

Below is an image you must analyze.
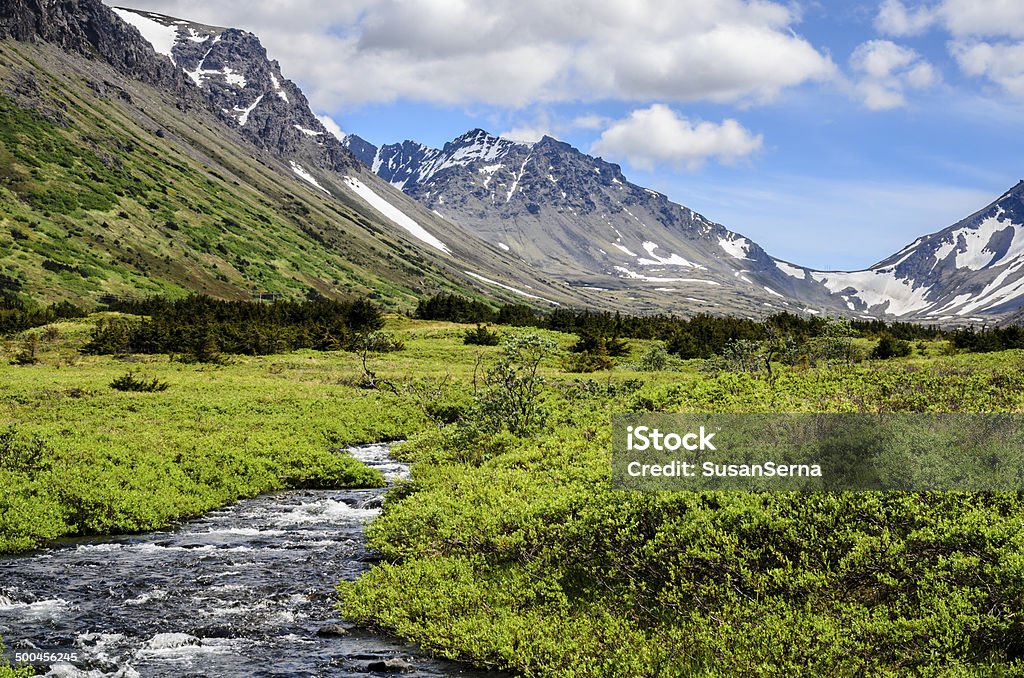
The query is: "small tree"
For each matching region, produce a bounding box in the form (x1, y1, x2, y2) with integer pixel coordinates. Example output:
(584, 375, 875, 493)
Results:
(872, 334, 912, 360)
(353, 329, 403, 389)
(807, 317, 860, 368)
(637, 344, 672, 371)
(464, 324, 501, 346)
(475, 334, 556, 436)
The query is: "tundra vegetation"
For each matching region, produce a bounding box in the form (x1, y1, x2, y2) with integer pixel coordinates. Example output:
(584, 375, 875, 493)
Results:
(2, 294, 1024, 676)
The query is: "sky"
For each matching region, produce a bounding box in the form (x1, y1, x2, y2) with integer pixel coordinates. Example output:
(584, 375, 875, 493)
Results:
(105, 0, 1024, 271)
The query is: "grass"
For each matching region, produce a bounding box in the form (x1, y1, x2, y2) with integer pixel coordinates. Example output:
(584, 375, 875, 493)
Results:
(0, 41, 479, 309)
(0, 314, 426, 553)
(5, 312, 1024, 676)
(337, 323, 1024, 676)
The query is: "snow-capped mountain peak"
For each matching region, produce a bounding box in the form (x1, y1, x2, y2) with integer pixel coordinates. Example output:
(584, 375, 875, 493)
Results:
(112, 5, 340, 158)
(810, 180, 1024, 320)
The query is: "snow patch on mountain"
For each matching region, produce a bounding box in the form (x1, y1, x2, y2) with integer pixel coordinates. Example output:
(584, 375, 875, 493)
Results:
(270, 73, 288, 102)
(464, 271, 554, 303)
(112, 8, 178, 60)
(637, 242, 703, 269)
(775, 260, 807, 279)
(231, 93, 263, 126)
(931, 215, 1024, 271)
(719, 236, 752, 260)
(343, 176, 451, 254)
(289, 162, 328, 194)
(951, 258, 1024, 315)
(811, 270, 933, 316)
(611, 243, 638, 257)
(614, 266, 721, 285)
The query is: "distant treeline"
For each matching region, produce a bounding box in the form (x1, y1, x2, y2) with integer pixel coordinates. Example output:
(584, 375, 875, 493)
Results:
(84, 295, 388, 359)
(0, 298, 86, 335)
(950, 325, 1024, 353)
(415, 292, 953, 358)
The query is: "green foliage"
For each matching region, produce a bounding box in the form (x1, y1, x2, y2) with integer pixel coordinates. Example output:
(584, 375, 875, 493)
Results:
(634, 344, 674, 371)
(495, 304, 541, 327)
(109, 370, 169, 392)
(353, 329, 405, 389)
(9, 335, 38, 366)
(399, 376, 469, 426)
(561, 349, 614, 373)
(84, 295, 390, 358)
(0, 300, 86, 335)
(416, 293, 495, 323)
(569, 331, 629, 357)
(474, 334, 557, 436)
(463, 324, 501, 346)
(340, 332, 1024, 676)
(0, 426, 47, 473)
(952, 325, 1024, 353)
(872, 334, 913, 359)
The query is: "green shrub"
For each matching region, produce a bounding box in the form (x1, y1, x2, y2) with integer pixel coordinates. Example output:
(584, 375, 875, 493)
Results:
(636, 344, 672, 371)
(872, 334, 912, 359)
(561, 349, 613, 373)
(463, 324, 501, 346)
(474, 334, 556, 436)
(109, 370, 169, 392)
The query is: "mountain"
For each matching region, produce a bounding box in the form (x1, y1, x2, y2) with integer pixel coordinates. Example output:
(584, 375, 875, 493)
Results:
(350, 129, 1024, 323)
(346, 129, 841, 317)
(811, 181, 1024, 321)
(108, 7, 360, 174)
(0, 0, 595, 310)
(4, 0, 1020, 322)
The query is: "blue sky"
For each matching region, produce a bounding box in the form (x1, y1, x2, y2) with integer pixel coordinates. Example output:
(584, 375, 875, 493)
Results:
(109, 0, 1024, 270)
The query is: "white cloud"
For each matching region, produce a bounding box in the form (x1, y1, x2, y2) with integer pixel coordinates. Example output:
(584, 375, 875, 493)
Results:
(317, 114, 346, 141)
(570, 114, 610, 130)
(590, 104, 762, 171)
(103, 0, 834, 109)
(876, 0, 1024, 38)
(499, 125, 551, 143)
(951, 40, 1024, 96)
(874, 0, 938, 36)
(849, 40, 938, 110)
(873, 1, 1024, 98)
(936, 0, 1024, 38)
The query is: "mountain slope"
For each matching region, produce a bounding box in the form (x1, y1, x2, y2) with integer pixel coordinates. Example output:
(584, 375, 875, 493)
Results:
(0, 1, 595, 310)
(0, 40, 441, 305)
(347, 129, 843, 316)
(351, 128, 1024, 322)
(812, 181, 1024, 321)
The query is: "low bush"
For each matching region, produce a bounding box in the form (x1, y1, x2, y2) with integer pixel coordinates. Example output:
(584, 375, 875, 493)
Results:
(109, 370, 169, 392)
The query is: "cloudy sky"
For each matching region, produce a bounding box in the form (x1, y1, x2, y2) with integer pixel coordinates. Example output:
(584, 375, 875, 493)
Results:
(106, 0, 1024, 270)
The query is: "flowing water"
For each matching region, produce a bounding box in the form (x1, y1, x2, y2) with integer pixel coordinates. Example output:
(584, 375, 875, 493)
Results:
(0, 443, 497, 677)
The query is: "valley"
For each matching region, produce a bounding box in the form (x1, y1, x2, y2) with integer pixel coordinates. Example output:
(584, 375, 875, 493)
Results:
(3, 1, 1024, 676)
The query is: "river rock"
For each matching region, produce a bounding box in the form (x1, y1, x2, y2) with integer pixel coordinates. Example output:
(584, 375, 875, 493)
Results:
(359, 495, 385, 510)
(316, 624, 350, 637)
(367, 657, 414, 672)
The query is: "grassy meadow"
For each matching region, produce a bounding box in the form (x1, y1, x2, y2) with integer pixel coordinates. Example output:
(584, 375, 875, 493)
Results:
(3, 311, 1024, 675)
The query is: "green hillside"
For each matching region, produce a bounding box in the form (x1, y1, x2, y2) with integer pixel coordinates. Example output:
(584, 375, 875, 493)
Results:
(0, 40, 466, 309)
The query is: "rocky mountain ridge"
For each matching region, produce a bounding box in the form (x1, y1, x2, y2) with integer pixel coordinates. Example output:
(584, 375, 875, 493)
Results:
(351, 128, 1024, 322)
(347, 129, 847, 316)
(4, 0, 1023, 322)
